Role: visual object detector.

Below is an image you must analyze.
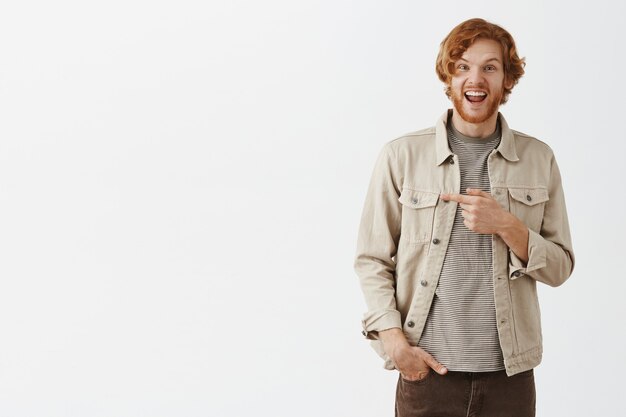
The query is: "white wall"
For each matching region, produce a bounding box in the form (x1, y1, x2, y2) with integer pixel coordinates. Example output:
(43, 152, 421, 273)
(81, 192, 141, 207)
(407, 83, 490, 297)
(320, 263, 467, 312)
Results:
(0, 1, 623, 416)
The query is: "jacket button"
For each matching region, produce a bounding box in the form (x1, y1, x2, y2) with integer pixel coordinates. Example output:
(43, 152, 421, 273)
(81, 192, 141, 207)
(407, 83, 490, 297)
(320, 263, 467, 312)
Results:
(449, 159, 455, 165)
(407, 321, 415, 328)
(420, 280, 427, 286)
(495, 189, 501, 195)
(526, 194, 532, 201)
(432, 238, 440, 244)
(411, 197, 418, 204)
(513, 271, 522, 277)
(361, 330, 367, 336)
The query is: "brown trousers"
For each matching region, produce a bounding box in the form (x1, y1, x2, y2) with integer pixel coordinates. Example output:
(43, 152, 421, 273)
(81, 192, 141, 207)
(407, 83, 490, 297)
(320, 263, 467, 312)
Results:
(396, 369, 536, 417)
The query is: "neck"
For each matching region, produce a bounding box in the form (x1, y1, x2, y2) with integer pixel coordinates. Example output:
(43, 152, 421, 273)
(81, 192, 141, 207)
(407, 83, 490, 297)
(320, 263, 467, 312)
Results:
(450, 109, 500, 139)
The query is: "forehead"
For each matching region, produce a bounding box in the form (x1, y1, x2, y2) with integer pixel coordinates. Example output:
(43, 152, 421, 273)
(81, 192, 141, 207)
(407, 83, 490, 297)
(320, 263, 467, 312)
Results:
(460, 38, 503, 63)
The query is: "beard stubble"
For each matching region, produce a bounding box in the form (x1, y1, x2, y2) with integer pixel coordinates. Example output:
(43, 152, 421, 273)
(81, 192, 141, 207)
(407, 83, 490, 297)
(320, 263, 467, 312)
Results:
(451, 85, 503, 124)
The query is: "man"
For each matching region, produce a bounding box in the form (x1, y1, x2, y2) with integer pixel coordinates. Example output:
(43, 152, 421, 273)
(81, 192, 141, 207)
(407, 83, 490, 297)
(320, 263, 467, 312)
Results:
(354, 18, 574, 417)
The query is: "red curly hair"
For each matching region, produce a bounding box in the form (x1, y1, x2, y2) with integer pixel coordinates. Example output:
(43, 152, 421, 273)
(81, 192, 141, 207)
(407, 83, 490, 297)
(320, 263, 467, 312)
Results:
(435, 18, 526, 104)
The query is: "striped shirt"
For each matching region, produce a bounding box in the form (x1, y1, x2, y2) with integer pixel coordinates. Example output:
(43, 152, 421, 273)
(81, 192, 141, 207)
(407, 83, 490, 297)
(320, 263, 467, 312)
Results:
(417, 116, 505, 372)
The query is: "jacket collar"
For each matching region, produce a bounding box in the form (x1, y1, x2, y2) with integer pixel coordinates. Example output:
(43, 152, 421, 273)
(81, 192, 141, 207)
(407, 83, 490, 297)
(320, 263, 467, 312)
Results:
(435, 109, 520, 165)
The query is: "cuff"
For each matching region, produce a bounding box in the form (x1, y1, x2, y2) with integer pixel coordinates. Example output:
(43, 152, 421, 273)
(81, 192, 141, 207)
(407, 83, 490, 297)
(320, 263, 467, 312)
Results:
(361, 309, 402, 340)
(508, 229, 547, 280)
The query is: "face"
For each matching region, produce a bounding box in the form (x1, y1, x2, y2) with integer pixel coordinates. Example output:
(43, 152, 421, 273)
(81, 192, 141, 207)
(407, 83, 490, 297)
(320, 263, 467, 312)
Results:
(449, 38, 511, 124)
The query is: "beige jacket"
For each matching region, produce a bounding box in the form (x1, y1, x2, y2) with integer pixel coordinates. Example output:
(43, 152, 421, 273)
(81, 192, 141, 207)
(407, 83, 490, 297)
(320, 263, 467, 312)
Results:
(354, 110, 575, 376)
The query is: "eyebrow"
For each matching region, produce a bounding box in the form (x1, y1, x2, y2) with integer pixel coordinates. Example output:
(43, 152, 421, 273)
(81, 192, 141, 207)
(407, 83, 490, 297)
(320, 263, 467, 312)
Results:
(458, 58, 502, 64)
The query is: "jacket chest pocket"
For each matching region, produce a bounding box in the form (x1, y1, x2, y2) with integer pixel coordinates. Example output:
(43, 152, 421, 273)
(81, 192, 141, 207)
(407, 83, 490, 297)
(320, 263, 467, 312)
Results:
(398, 188, 439, 244)
(507, 187, 549, 232)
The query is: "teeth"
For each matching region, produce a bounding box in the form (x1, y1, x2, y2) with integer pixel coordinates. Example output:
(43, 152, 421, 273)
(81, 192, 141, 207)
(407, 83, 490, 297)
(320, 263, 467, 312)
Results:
(465, 91, 486, 96)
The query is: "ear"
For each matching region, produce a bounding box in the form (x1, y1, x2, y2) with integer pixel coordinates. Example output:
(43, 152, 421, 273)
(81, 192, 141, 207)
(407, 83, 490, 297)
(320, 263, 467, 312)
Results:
(504, 77, 514, 90)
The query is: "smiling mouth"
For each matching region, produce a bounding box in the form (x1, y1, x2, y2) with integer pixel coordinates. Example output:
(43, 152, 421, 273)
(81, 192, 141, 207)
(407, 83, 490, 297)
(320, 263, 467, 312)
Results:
(465, 91, 487, 103)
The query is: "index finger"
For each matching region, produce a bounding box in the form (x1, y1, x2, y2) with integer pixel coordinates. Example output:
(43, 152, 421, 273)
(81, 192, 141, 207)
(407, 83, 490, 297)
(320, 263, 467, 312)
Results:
(440, 193, 475, 204)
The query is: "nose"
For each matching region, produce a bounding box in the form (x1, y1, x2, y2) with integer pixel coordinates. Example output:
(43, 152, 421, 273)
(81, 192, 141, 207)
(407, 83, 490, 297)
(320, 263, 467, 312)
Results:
(467, 67, 485, 86)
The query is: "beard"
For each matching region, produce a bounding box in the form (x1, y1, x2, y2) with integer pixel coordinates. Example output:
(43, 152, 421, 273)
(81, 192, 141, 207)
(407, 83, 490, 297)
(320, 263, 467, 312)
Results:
(451, 85, 503, 124)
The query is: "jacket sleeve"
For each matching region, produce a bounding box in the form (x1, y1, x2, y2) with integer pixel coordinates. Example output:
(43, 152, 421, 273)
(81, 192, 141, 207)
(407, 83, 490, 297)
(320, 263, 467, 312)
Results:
(508, 153, 575, 287)
(354, 144, 403, 340)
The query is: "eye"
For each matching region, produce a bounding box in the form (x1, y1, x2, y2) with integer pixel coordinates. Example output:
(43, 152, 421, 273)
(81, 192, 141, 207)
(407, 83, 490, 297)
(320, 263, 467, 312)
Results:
(484, 65, 497, 72)
(458, 64, 469, 71)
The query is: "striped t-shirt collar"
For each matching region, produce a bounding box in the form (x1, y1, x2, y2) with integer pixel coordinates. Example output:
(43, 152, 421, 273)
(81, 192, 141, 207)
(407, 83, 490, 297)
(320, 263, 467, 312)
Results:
(435, 109, 520, 165)
(447, 111, 501, 144)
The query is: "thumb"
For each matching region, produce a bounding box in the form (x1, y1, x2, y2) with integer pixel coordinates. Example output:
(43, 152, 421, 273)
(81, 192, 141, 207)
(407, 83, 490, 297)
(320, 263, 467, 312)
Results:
(420, 351, 448, 375)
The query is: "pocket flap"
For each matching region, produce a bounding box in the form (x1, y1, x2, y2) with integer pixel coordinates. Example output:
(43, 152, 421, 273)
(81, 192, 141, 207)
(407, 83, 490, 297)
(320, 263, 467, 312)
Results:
(398, 189, 439, 209)
(508, 187, 549, 206)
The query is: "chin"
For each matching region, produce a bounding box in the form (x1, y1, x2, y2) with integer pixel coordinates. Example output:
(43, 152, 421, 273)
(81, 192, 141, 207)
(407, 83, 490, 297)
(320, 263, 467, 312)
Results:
(452, 94, 500, 124)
